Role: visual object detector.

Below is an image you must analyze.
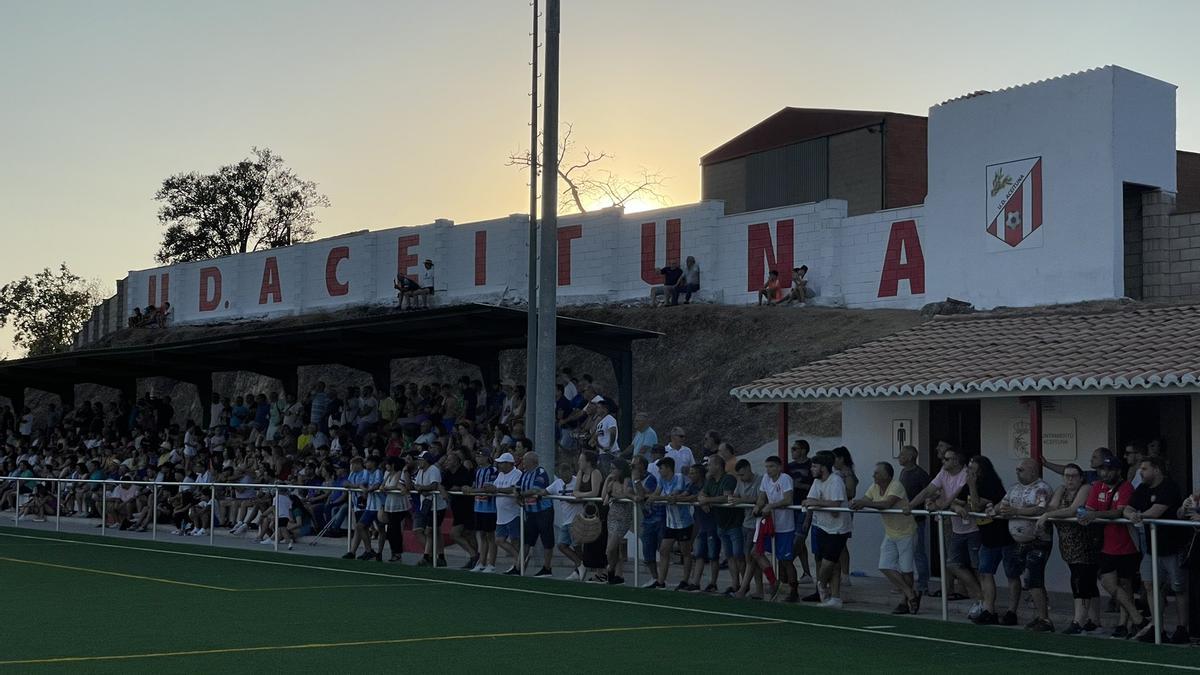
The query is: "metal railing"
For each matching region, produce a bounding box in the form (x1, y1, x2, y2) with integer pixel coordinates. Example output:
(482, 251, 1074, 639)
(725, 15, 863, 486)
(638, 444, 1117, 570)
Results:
(2, 475, 1197, 644)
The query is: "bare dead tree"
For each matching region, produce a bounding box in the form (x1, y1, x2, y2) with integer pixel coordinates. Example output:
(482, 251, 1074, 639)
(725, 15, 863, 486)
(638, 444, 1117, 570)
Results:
(507, 123, 668, 214)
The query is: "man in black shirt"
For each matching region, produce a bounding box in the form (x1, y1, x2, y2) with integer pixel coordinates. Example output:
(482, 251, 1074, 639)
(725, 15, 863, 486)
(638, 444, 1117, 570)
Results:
(648, 263, 683, 307)
(1124, 456, 1189, 643)
(898, 445, 931, 595)
(787, 439, 814, 581)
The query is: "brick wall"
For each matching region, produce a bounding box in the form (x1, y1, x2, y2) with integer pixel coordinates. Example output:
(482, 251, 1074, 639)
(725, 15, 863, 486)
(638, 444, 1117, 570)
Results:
(1140, 190, 1200, 303)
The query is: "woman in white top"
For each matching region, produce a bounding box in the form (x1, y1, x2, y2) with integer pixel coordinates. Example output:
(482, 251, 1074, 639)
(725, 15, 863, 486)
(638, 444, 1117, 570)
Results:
(832, 446, 858, 585)
(381, 456, 411, 562)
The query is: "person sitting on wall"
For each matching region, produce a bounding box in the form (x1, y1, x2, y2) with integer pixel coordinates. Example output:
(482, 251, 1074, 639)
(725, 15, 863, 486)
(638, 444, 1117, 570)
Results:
(757, 270, 782, 306)
(649, 262, 683, 308)
(394, 274, 420, 308)
(150, 302, 172, 328)
(669, 256, 701, 305)
(404, 259, 436, 310)
(128, 307, 144, 328)
(776, 266, 811, 305)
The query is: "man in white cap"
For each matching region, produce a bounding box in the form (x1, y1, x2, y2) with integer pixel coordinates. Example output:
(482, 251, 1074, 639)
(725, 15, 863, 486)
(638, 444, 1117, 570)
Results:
(403, 259, 436, 310)
(489, 452, 524, 574)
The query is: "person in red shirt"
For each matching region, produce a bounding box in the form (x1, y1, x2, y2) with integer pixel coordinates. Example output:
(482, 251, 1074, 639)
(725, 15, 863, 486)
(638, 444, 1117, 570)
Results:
(1079, 456, 1149, 638)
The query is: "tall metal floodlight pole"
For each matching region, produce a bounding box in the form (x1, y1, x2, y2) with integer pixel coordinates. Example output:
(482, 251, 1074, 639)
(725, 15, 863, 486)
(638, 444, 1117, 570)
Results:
(524, 0, 540, 446)
(535, 0, 560, 468)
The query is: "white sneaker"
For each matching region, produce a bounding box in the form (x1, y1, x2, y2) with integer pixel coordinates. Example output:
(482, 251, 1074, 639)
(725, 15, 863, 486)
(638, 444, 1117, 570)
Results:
(171, 529, 183, 536)
(287, 542, 294, 550)
(820, 597, 843, 609)
(639, 578, 658, 589)
(482, 565, 495, 574)
(565, 570, 581, 581)
(470, 564, 485, 573)
(191, 528, 206, 537)
(260, 539, 274, 545)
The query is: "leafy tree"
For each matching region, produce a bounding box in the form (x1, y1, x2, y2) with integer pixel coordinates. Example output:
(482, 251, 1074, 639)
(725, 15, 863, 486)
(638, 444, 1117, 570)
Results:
(508, 123, 668, 214)
(154, 147, 330, 264)
(0, 263, 102, 356)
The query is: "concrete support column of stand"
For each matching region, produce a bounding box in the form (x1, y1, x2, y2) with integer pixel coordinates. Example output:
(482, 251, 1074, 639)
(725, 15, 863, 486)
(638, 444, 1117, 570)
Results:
(193, 377, 214, 429)
(608, 349, 634, 450)
(469, 352, 502, 402)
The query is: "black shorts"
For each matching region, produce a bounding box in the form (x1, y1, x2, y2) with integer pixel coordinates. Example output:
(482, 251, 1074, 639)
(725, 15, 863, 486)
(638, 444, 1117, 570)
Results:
(813, 528, 849, 563)
(1098, 552, 1140, 580)
(664, 525, 694, 541)
(450, 505, 475, 530)
(523, 509, 555, 549)
(474, 512, 497, 533)
(277, 517, 290, 529)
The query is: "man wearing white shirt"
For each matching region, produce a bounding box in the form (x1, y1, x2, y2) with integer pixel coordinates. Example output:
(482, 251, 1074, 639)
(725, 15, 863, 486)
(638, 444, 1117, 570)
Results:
(802, 451, 852, 608)
(403, 259, 436, 309)
(752, 456, 798, 602)
(593, 399, 619, 473)
(665, 427, 694, 473)
(490, 452, 524, 573)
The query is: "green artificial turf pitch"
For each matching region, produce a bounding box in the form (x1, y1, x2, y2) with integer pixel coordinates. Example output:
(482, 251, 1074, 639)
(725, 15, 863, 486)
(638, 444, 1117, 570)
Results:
(0, 526, 1195, 673)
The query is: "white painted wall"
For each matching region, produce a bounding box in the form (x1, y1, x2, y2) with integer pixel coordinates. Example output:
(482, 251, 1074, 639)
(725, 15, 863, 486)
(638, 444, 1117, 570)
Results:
(923, 66, 1175, 308)
(111, 65, 1176, 331)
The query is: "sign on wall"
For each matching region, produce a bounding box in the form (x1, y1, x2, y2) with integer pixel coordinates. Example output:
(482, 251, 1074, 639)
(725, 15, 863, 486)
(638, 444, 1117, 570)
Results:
(985, 157, 1043, 249)
(1008, 417, 1077, 461)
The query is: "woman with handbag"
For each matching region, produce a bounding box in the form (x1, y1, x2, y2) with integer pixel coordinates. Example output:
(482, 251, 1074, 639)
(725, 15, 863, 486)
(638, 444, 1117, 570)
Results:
(573, 451, 606, 581)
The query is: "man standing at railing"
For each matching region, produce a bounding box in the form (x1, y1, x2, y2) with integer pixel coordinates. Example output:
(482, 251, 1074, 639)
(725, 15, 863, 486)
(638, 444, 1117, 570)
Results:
(994, 459, 1053, 632)
(1124, 456, 1190, 644)
(802, 451, 849, 608)
(897, 446, 931, 598)
(852, 461, 919, 615)
(906, 447, 981, 610)
(491, 452, 524, 575)
(1080, 456, 1149, 639)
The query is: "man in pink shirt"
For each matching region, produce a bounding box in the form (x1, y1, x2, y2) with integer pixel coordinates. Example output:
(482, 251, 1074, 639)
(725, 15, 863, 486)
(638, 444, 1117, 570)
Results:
(907, 447, 981, 609)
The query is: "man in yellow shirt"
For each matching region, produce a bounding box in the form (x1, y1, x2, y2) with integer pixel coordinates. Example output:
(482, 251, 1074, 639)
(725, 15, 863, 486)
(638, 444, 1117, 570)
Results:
(852, 461, 919, 615)
(379, 386, 400, 425)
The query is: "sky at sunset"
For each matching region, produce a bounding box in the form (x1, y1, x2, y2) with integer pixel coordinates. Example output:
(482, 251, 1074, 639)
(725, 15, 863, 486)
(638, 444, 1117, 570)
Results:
(2, 0, 1200, 354)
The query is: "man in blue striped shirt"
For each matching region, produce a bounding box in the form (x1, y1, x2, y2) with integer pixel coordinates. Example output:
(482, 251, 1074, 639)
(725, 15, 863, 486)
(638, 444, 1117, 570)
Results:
(649, 457, 695, 591)
(467, 449, 498, 573)
(517, 449, 555, 577)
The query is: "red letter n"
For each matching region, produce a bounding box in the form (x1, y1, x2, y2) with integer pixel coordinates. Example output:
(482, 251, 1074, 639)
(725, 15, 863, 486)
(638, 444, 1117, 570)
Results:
(877, 220, 925, 297)
(746, 220, 794, 291)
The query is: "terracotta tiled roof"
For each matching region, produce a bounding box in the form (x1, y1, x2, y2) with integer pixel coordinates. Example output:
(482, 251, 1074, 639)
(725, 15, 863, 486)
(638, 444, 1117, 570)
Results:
(730, 304, 1200, 402)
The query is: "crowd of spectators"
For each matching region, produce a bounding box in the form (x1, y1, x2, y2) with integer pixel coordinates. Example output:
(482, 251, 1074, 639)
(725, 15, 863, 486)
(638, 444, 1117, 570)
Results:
(1, 379, 1198, 644)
